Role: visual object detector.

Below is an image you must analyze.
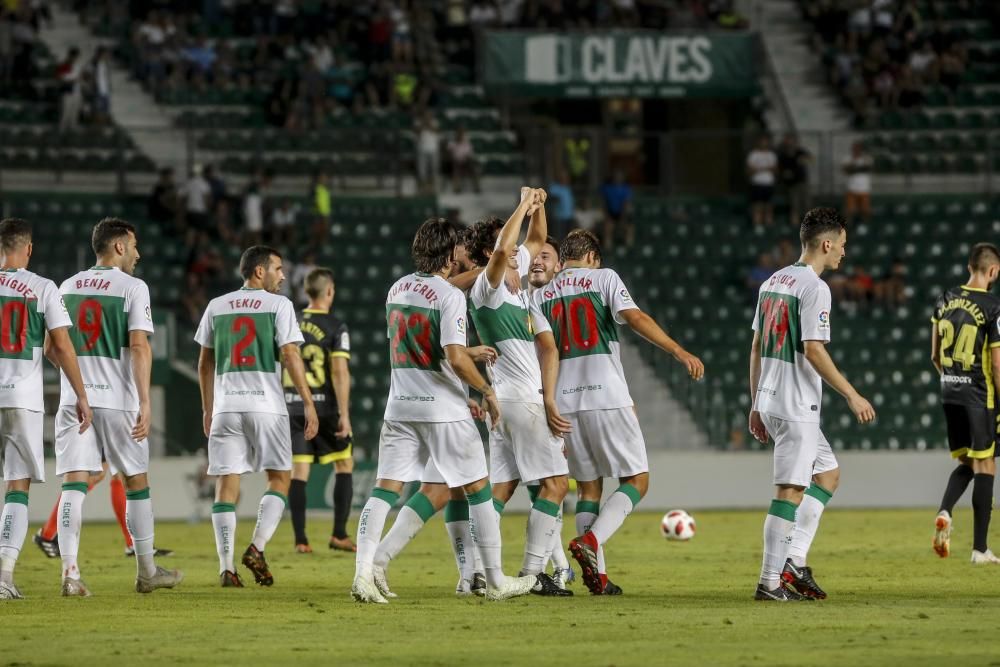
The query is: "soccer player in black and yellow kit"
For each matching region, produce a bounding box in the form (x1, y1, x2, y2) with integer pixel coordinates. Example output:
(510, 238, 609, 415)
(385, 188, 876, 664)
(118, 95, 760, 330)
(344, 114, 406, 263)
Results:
(284, 268, 356, 552)
(930, 243, 1000, 563)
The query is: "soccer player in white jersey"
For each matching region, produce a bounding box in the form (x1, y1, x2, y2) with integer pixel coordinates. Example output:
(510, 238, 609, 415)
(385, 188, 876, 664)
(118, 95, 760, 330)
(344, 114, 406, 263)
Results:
(533, 229, 704, 595)
(196, 246, 318, 587)
(0, 219, 92, 600)
(55, 218, 182, 596)
(352, 217, 538, 604)
(465, 192, 573, 596)
(748, 208, 876, 601)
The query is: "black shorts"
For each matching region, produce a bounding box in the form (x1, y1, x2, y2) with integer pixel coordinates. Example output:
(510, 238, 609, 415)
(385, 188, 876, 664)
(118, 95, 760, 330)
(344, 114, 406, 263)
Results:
(943, 403, 998, 460)
(750, 185, 774, 203)
(290, 413, 352, 464)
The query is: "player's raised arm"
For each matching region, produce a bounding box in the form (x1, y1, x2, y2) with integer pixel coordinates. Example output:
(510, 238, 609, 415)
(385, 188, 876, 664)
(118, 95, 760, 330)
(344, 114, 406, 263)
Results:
(618, 309, 705, 380)
(197, 346, 216, 437)
(522, 188, 548, 260)
(803, 341, 875, 423)
(47, 327, 92, 433)
(485, 189, 535, 289)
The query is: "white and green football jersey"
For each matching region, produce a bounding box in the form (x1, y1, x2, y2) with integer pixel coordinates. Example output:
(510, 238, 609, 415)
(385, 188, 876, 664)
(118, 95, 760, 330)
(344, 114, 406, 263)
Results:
(194, 287, 303, 416)
(383, 272, 470, 422)
(58, 266, 154, 411)
(532, 267, 638, 413)
(0, 268, 72, 409)
(469, 246, 551, 403)
(751, 263, 831, 423)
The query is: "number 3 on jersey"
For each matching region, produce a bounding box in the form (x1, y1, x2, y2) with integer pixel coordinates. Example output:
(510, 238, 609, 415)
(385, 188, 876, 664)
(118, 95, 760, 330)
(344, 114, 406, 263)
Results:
(387, 305, 441, 371)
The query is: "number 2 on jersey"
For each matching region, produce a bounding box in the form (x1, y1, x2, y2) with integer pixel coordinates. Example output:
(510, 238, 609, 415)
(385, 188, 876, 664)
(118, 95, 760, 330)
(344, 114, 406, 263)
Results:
(938, 320, 977, 371)
(231, 316, 257, 368)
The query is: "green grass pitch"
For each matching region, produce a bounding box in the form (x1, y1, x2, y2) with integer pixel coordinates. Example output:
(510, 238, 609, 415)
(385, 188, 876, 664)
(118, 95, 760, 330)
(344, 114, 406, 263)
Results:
(4, 508, 999, 666)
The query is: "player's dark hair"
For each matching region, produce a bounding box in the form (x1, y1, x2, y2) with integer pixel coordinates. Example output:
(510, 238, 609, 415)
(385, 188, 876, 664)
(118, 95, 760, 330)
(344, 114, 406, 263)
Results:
(560, 229, 602, 264)
(240, 245, 281, 280)
(91, 218, 136, 256)
(465, 216, 504, 267)
(411, 217, 458, 274)
(305, 267, 335, 299)
(969, 242, 1000, 273)
(0, 218, 32, 252)
(799, 207, 845, 249)
(542, 235, 560, 257)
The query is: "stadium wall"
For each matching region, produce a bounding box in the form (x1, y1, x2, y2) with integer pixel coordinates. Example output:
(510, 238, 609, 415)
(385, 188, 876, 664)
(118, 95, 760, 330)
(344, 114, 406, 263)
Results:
(25, 451, 961, 522)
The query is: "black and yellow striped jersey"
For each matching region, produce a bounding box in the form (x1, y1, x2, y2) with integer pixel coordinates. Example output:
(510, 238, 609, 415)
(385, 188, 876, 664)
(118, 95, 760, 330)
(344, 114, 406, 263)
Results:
(931, 285, 1000, 409)
(283, 308, 350, 416)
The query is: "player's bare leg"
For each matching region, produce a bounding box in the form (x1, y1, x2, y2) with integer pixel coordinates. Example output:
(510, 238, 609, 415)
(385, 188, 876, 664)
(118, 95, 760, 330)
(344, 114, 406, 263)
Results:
(242, 469, 290, 586)
(213, 473, 243, 587)
(0, 478, 30, 599)
(126, 471, 183, 593)
(783, 469, 838, 599)
(290, 461, 312, 553)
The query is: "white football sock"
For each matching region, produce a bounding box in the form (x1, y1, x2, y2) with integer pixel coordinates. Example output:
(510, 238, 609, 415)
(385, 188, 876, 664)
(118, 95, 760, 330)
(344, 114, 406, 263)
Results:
(211, 503, 237, 574)
(468, 486, 504, 588)
(522, 498, 560, 575)
(125, 491, 157, 578)
(374, 506, 424, 568)
(251, 492, 287, 551)
(576, 503, 606, 574)
(759, 500, 797, 589)
(57, 483, 88, 580)
(355, 489, 398, 579)
(548, 510, 570, 570)
(787, 485, 833, 567)
(0, 493, 28, 584)
(589, 485, 641, 545)
(444, 499, 474, 581)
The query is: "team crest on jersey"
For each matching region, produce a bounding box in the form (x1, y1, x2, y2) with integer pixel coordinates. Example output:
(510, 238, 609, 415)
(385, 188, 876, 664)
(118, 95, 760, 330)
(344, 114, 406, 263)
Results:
(818, 310, 830, 330)
(457, 316, 466, 335)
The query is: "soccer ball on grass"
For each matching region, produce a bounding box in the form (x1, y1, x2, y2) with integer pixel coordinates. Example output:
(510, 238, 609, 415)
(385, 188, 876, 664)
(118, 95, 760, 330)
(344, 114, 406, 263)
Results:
(661, 510, 696, 541)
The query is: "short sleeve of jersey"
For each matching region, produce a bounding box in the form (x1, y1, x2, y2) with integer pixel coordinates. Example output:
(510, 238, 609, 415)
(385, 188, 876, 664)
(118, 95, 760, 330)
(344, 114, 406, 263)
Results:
(41, 280, 72, 331)
(194, 305, 214, 348)
(515, 245, 531, 280)
(470, 271, 505, 309)
(800, 281, 832, 342)
(439, 289, 468, 348)
(127, 282, 155, 334)
(529, 299, 551, 336)
(601, 269, 639, 324)
(275, 298, 305, 348)
(332, 321, 351, 358)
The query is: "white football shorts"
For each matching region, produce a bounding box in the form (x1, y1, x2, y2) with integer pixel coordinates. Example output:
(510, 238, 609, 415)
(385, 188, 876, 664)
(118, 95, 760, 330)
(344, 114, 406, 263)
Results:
(376, 419, 488, 488)
(1, 408, 44, 482)
(489, 401, 568, 484)
(562, 407, 648, 482)
(208, 412, 292, 475)
(56, 406, 148, 477)
(760, 413, 839, 488)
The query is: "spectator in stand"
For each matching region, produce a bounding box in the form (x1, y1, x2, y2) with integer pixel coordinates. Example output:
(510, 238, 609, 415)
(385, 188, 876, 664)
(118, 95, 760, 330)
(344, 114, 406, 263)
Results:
(843, 141, 873, 225)
(415, 110, 440, 193)
(447, 127, 479, 193)
(746, 135, 777, 227)
(57, 46, 84, 133)
(548, 170, 575, 241)
(908, 40, 938, 83)
(181, 164, 212, 235)
(148, 167, 179, 226)
(204, 163, 227, 212)
(242, 170, 271, 244)
(777, 134, 811, 227)
(312, 169, 331, 244)
(271, 199, 299, 246)
(90, 46, 111, 125)
(390, 1, 413, 63)
(600, 170, 634, 249)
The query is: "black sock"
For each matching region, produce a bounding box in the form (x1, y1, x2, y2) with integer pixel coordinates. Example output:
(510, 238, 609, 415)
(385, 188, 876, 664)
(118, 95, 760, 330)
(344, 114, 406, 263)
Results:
(972, 473, 994, 553)
(939, 464, 974, 514)
(289, 479, 308, 545)
(332, 472, 353, 539)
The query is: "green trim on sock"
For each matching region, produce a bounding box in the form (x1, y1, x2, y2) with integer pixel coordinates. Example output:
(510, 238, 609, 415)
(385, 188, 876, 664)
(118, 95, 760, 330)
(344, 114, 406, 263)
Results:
(466, 484, 493, 506)
(61, 482, 89, 494)
(371, 488, 400, 507)
(527, 484, 541, 503)
(264, 490, 288, 505)
(768, 498, 798, 522)
(575, 500, 600, 515)
(492, 498, 506, 515)
(4, 491, 28, 505)
(125, 487, 151, 501)
(532, 497, 561, 518)
(212, 502, 237, 513)
(405, 492, 437, 523)
(616, 483, 642, 508)
(444, 499, 470, 523)
(805, 483, 833, 506)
